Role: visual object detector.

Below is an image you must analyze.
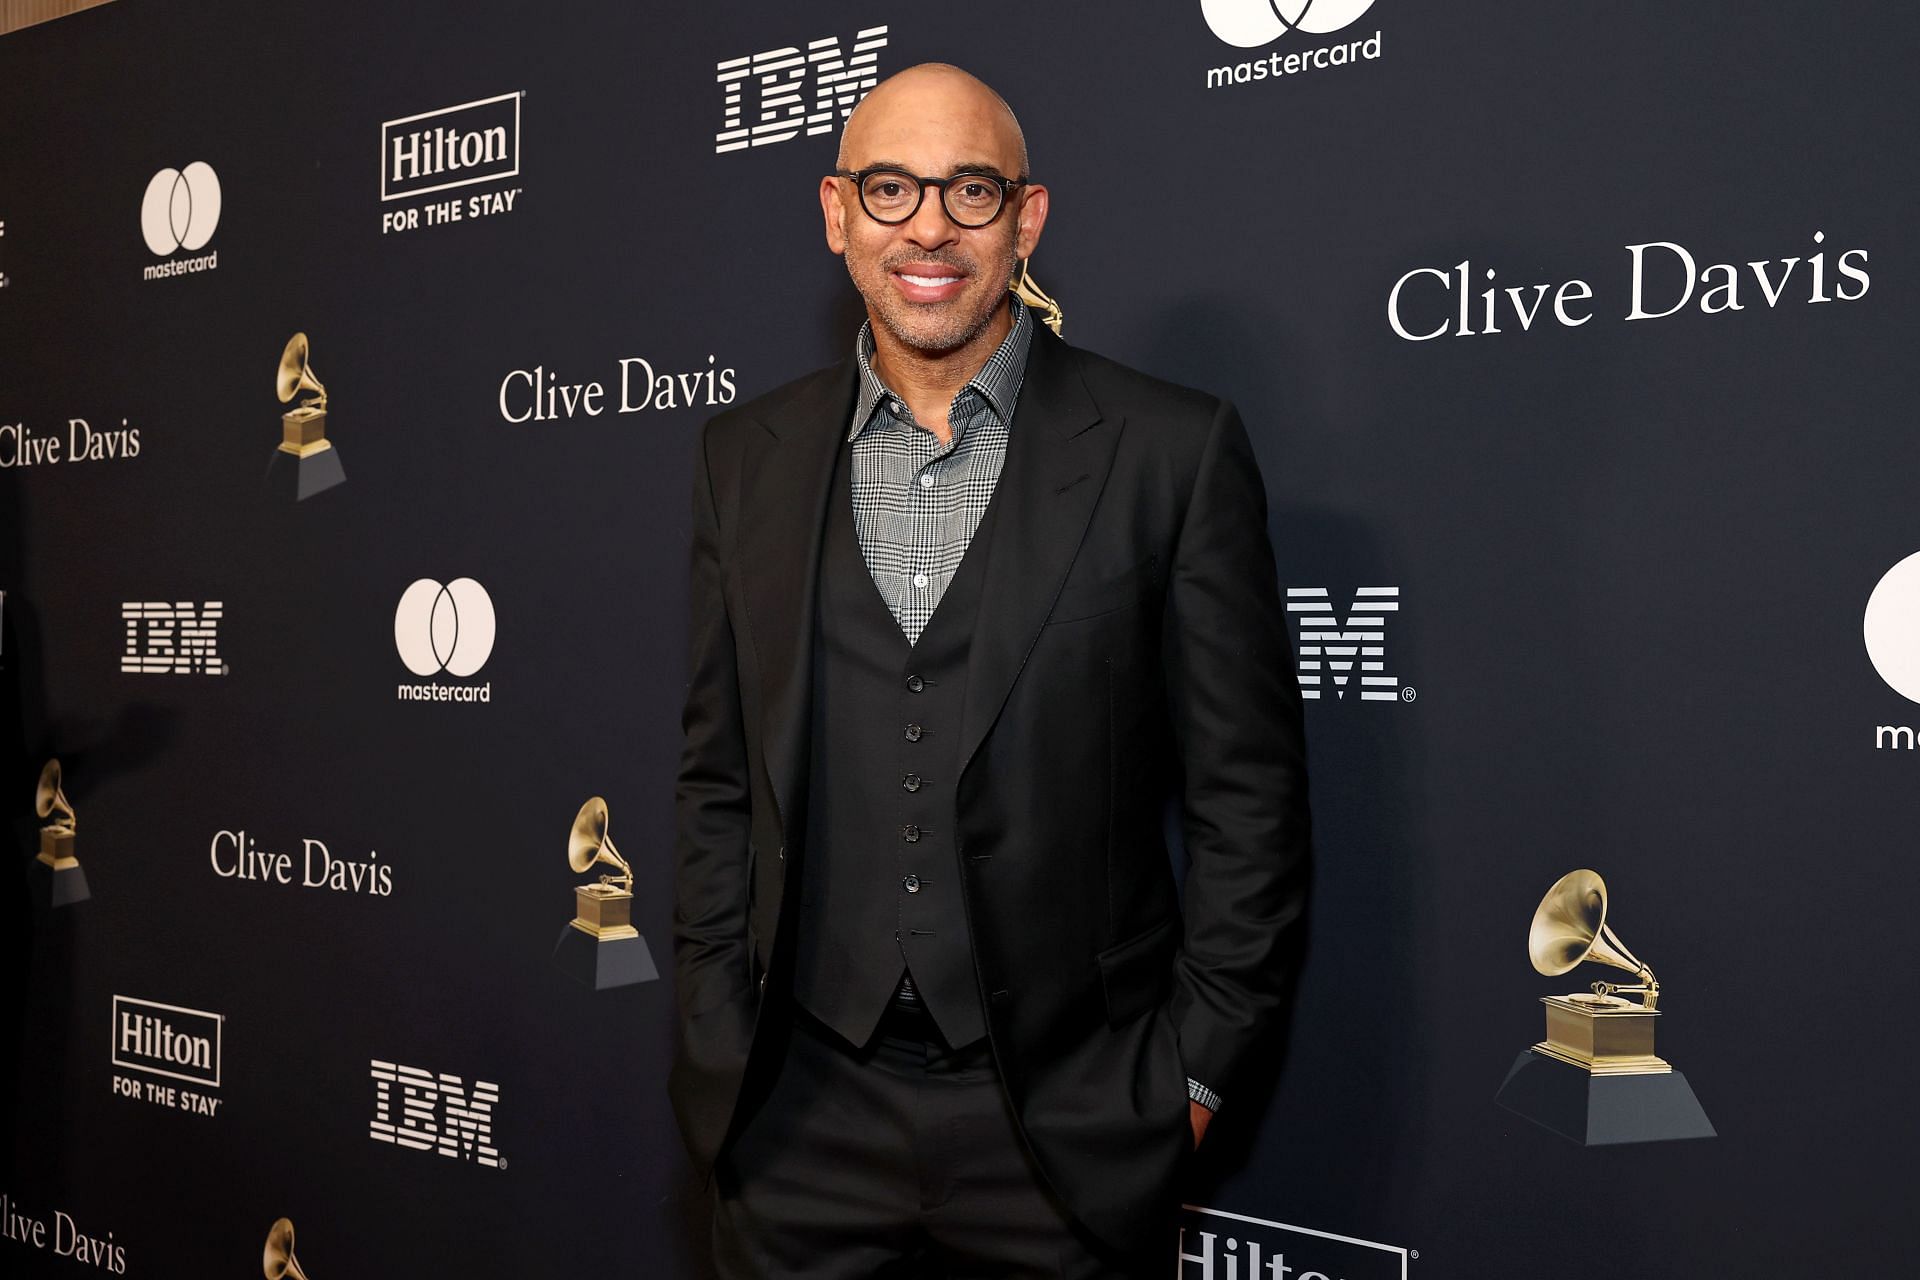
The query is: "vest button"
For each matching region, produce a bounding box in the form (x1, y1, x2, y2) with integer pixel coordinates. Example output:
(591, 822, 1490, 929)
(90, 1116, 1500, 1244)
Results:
(902, 772, 922, 792)
(902, 874, 922, 893)
(906, 673, 925, 693)
(900, 824, 921, 843)
(904, 723, 923, 742)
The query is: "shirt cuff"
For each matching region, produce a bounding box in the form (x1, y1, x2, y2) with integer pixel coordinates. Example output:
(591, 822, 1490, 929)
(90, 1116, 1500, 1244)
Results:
(1186, 1077, 1222, 1113)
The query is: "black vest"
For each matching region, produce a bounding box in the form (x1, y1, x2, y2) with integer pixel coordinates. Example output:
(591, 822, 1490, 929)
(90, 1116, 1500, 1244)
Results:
(791, 429, 998, 1049)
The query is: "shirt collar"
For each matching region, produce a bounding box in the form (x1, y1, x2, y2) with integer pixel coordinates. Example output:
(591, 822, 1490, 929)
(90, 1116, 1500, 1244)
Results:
(848, 296, 1033, 442)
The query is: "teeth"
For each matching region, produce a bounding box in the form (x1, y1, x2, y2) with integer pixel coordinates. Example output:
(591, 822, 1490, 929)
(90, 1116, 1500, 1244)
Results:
(900, 273, 961, 287)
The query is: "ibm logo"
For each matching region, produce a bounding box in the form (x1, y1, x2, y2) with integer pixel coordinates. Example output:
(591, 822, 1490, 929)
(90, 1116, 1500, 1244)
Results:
(714, 25, 888, 154)
(121, 601, 227, 675)
(369, 1059, 505, 1169)
(1287, 587, 1403, 701)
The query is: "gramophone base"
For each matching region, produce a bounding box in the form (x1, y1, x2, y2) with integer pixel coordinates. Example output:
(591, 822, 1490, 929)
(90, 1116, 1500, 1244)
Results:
(30, 855, 90, 908)
(265, 442, 346, 502)
(553, 922, 658, 990)
(1494, 1049, 1715, 1146)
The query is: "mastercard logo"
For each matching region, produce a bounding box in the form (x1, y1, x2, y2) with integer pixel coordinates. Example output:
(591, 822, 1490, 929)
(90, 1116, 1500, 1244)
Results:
(1202, 0, 1379, 49)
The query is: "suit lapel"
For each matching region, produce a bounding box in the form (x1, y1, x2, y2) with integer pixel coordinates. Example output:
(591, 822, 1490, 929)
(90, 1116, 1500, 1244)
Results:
(957, 330, 1122, 775)
(738, 358, 855, 841)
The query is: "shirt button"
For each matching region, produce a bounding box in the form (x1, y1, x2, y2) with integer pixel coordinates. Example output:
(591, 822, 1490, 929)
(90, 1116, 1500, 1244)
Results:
(904, 723, 923, 742)
(906, 674, 924, 693)
(912, 572, 929, 589)
(903, 874, 922, 894)
(902, 773, 922, 792)
(901, 824, 921, 843)
(918, 473, 934, 489)
(891, 400, 904, 415)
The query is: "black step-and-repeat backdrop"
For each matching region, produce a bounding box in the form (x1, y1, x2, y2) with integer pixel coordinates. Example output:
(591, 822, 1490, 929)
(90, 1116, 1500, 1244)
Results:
(3, 1, 1915, 1274)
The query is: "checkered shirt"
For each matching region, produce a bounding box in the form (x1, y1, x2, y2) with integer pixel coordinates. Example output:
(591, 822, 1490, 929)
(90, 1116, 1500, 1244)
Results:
(846, 298, 1033, 646)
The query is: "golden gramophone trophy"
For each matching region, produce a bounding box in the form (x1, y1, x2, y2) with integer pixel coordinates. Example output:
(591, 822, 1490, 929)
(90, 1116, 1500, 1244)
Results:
(265, 332, 346, 501)
(1494, 869, 1714, 1145)
(30, 759, 89, 908)
(552, 796, 658, 989)
(1011, 258, 1063, 336)
(263, 1217, 312, 1280)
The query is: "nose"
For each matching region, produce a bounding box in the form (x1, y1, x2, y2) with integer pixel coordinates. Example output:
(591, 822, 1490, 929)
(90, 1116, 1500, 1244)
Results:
(902, 182, 960, 251)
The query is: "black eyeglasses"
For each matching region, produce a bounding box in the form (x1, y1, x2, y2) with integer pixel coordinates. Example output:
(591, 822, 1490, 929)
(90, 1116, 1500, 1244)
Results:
(834, 167, 1030, 228)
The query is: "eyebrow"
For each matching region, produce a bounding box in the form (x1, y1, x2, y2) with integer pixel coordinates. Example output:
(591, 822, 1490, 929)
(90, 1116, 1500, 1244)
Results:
(860, 160, 1013, 179)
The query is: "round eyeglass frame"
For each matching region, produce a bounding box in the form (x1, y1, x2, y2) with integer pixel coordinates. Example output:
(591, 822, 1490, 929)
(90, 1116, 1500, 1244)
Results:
(834, 167, 1031, 228)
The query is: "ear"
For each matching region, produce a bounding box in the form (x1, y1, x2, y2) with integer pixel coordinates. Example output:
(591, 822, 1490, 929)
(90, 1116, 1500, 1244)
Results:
(820, 175, 849, 256)
(1012, 182, 1049, 261)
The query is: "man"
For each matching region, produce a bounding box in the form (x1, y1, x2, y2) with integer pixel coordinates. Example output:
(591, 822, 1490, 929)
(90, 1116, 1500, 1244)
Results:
(670, 64, 1310, 1277)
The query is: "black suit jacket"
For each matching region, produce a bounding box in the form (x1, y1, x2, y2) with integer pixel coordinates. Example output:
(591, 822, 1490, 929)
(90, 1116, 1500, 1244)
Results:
(668, 324, 1311, 1253)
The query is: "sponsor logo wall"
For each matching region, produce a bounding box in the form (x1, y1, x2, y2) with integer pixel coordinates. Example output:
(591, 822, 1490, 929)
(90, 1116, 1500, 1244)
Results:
(2, 1, 1909, 1275)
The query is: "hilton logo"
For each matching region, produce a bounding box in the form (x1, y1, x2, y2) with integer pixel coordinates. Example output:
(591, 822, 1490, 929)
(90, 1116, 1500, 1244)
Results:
(109, 995, 224, 1118)
(380, 92, 524, 235)
(1179, 1205, 1410, 1280)
(714, 24, 887, 154)
(121, 600, 227, 675)
(369, 1059, 505, 1169)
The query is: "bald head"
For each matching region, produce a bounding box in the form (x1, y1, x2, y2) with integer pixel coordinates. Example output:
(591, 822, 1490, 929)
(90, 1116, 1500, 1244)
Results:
(837, 63, 1029, 178)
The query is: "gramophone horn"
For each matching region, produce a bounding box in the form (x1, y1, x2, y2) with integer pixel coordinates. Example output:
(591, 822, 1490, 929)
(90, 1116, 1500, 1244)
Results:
(262, 1217, 310, 1280)
(34, 758, 74, 828)
(276, 333, 327, 407)
(1010, 258, 1064, 337)
(567, 796, 629, 877)
(1527, 868, 1652, 983)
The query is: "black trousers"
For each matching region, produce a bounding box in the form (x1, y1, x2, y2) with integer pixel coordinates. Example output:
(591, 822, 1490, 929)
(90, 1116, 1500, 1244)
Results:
(712, 1002, 1159, 1279)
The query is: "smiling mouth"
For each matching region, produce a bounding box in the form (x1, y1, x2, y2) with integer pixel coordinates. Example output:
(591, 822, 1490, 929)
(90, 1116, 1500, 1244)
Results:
(889, 267, 970, 303)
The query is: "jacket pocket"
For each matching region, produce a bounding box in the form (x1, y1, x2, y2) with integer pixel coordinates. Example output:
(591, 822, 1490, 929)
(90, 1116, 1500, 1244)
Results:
(1048, 553, 1159, 625)
(1097, 914, 1179, 1028)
